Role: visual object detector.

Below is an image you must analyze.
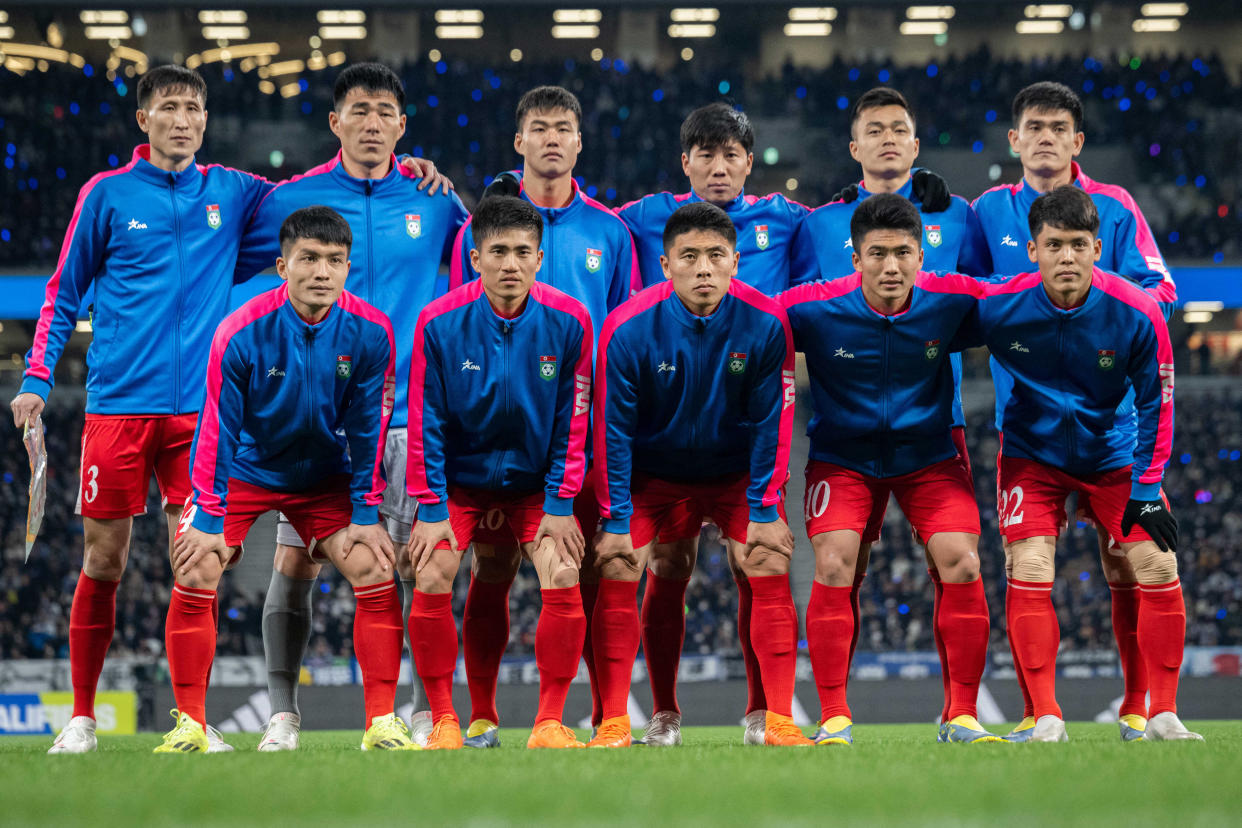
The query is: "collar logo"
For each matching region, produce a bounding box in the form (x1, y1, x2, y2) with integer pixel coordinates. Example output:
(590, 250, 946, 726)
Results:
(586, 247, 603, 273)
(405, 213, 421, 239)
(926, 225, 942, 248)
(336, 354, 352, 379)
(754, 224, 770, 250)
(539, 354, 558, 381)
(206, 204, 222, 230)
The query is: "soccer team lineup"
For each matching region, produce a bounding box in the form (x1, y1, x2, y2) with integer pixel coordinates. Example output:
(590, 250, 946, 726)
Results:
(10, 59, 1203, 755)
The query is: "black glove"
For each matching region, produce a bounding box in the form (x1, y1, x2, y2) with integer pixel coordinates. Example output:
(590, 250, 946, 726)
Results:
(830, 183, 860, 204)
(911, 168, 951, 212)
(1120, 498, 1178, 552)
(481, 170, 521, 200)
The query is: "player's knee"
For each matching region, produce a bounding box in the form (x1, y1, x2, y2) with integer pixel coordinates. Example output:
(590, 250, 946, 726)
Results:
(415, 561, 455, 594)
(473, 545, 521, 582)
(650, 540, 695, 579)
(1098, 544, 1136, 583)
(548, 562, 579, 589)
(1125, 542, 1179, 585)
(177, 558, 224, 591)
(598, 548, 643, 581)
(928, 538, 980, 583)
(1008, 538, 1054, 582)
(274, 544, 319, 578)
(811, 534, 857, 586)
(741, 545, 790, 577)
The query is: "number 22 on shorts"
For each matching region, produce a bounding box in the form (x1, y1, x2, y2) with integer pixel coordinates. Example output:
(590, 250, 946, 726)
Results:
(999, 485, 1025, 528)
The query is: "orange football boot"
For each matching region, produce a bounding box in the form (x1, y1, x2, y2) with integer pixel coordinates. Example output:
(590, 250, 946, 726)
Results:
(424, 714, 463, 750)
(586, 715, 634, 748)
(527, 720, 586, 749)
(764, 712, 814, 746)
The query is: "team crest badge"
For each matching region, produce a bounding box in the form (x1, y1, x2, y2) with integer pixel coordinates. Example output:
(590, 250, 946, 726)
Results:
(754, 225, 770, 250)
(206, 204, 222, 230)
(336, 354, 352, 379)
(926, 225, 942, 248)
(1097, 349, 1116, 371)
(727, 351, 748, 375)
(405, 213, 421, 239)
(586, 247, 603, 273)
(539, 355, 558, 381)
(924, 339, 941, 360)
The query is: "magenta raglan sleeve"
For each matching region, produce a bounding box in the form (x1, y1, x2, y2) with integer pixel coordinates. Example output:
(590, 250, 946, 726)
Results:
(448, 220, 475, 291)
(343, 317, 396, 525)
(406, 310, 451, 522)
(543, 309, 594, 514)
(594, 317, 640, 533)
(745, 310, 796, 521)
(1125, 304, 1176, 500)
(189, 332, 249, 533)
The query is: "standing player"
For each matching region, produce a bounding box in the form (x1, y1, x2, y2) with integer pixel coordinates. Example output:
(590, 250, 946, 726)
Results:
(233, 63, 468, 749)
(972, 82, 1177, 741)
(10, 65, 274, 754)
(446, 86, 639, 747)
(590, 202, 809, 748)
(782, 194, 997, 744)
(789, 86, 991, 728)
(406, 196, 594, 750)
(966, 186, 1199, 742)
(160, 206, 410, 752)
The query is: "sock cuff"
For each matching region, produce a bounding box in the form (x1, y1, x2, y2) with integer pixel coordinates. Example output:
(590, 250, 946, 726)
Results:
(810, 580, 854, 606)
(647, 570, 691, 588)
(540, 585, 583, 607)
(599, 578, 640, 599)
(1107, 581, 1140, 592)
(746, 573, 792, 599)
(354, 581, 397, 600)
(79, 571, 120, 592)
(1138, 579, 1182, 594)
(1007, 578, 1053, 591)
(940, 577, 984, 590)
(412, 590, 453, 611)
(172, 584, 217, 604)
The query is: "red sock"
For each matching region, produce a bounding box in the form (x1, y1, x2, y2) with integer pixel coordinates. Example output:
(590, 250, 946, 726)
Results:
(806, 580, 854, 721)
(353, 582, 403, 725)
(463, 576, 512, 725)
(1006, 579, 1061, 719)
(592, 579, 640, 720)
(847, 573, 864, 669)
(940, 579, 991, 721)
(165, 584, 217, 729)
(747, 574, 798, 718)
(1006, 583, 1034, 719)
(735, 576, 767, 714)
(928, 569, 950, 721)
(68, 572, 119, 720)
(580, 581, 602, 727)
(641, 572, 689, 715)
(1138, 580, 1186, 717)
(408, 590, 458, 722)
(535, 587, 586, 724)
(1109, 582, 1148, 718)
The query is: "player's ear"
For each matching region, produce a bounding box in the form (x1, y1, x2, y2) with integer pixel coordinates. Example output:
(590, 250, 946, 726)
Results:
(659, 254, 672, 281)
(680, 152, 691, 177)
(743, 153, 753, 176)
(469, 248, 483, 275)
(1007, 128, 1021, 155)
(534, 248, 544, 273)
(514, 132, 524, 156)
(276, 257, 289, 281)
(135, 108, 149, 134)
(848, 140, 860, 164)
(1071, 130, 1085, 157)
(730, 250, 740, 276)
(1026, 239, 1038, 263)
(1092, 237, 1102, 261)
(916, 246, 924, 268)
(910, 136, 919, 159)
(328, 110, 342, 139)
(851, 251, 862, 272)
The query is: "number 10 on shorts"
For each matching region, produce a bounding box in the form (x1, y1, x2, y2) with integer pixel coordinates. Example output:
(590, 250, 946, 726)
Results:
(805, 481, 831, 521)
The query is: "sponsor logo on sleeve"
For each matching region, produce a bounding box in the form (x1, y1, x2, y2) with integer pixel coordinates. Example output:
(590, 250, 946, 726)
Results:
(574, 374, 591, 415)
(1159, 363, 1174, 403)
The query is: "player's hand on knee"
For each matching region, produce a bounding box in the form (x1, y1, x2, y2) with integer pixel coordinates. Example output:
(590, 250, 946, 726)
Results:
(593, 531, 637, 575)
(342, 522, 395, 572)
(535, 512, 584, 568)
(407, 519, 457, 573)
(1121, 498, 1178, 553)
(744, 518, 795, 562)
(10, 392, 44, 428)
(173, 526, 230, 578)
(398, 156, 455, 195)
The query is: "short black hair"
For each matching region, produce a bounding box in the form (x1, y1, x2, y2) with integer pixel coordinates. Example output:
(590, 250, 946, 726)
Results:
(137, 65, 206, 109)
(471, 196, 544, 247)
(1028, 185, 1099, 239)
(279, 205, 353, 256)
(849, 193, 924, 252)
(333, 62, 405, 111)
(1012, 81, 1084, 133)
(850, 87, 914, 139)
(662, 202, 737, 253)
(679, 103, 754, 154)
(515, 85, 582, 132)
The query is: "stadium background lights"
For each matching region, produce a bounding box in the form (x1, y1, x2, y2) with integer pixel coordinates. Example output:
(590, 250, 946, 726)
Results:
(680, 46, 694, 60)
(899, 21, 948, 35)
(0, 14, 11, 41)
(201, 26, 250, 41)
(1140, 2, 1188, 14)
(1133, 18, 1181, 31)
(509, 48, 523, 61)
(320, 25, 367, 39)
(1016, 18, 1065, 32)
(1023, 4, 1072, 17)
(317, 10, 366, 24)
(590, 47, 603, 59)
(79, 10, 128, 25)
(784, 8, 835, 36)
(552, 24, 599, 38)
(186, 42, 280, 69)
(553, 9, 602, 23)
(905, 6, 955, 20)
(198, 11, 248, 24)
(434, 10, 484, 23)
(670, 8, 719, 22)
(436, 25, 483, 38)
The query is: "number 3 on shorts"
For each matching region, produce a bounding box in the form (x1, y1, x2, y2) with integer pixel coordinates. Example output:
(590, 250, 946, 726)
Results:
(805, 481, 831, 521)
(999, 485, 1024, 528)
(83, 464, 100, 504)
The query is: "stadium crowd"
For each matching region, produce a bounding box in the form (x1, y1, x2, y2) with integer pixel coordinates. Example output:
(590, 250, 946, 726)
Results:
(3, 385, 1238, 662)
(1, 47, 1238, 268)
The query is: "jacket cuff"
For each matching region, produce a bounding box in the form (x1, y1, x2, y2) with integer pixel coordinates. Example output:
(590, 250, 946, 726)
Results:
(544, 493, 575, 517)
(351, 504, 379, 525)
(1130, 481, 1162, 501)
(418, 500, 450, 524)
(191, 509, 225, 535)
(749, 504, 779, 523)
(18, 376, 52, 400)
(600, 517, 631, 534)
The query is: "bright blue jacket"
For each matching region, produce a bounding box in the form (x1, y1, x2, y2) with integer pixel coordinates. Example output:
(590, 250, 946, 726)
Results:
(408, 280, 593, 522)
(189, 285, 396, 532)
(963, 269, 1175, 499)
(594, 280, 796, 532)
(21, 145, 273, 414)
(789, 175, 990, 428)
(450, 176, 639, 338)
(781, 271, 982, 478)
(616, 190, 809, 296)
(235, 151, 468, 429)
(972, 162, 1178, 428)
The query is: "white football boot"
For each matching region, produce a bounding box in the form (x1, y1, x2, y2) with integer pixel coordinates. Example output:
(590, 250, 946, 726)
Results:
(642, 711, 683, 746)
(1029, 715, 1069, 743)
(743, 710, 766, 745)
(257, 712, 301, 751)
(1145, 712, 1204, 742)
(48, 716, 97, 754)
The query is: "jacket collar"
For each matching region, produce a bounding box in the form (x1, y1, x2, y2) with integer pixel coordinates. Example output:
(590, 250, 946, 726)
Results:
(126, 144, 202, 187)
(326, 150, 402, 194)
(519, 176, 585, 221)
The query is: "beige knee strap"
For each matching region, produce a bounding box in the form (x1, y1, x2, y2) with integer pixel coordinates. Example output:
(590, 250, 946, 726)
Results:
(1007, 538, 1055, 582)
(1125, 542, 1179, 585)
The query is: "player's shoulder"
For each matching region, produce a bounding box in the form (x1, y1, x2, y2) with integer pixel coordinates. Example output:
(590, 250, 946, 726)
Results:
(1079, 171, 1143, 217)
(915, 270, 984, 297)
(747, 191, 811, 220)
(1092, 269, 1162, 320)
(577, 191, 633, 234)
(338, 290, 394, 333)
(615, 191, 681, 220)
(778, 273, 861, 314)
(971, 181, 1021, 210)
(532, 281, 591, 326)
(603, 282, 672, 337)
(420, 280, 482, 327)
(729, 278, 788, 322)
(979, 271, 1042, 299)
(217, 287, 286, 346)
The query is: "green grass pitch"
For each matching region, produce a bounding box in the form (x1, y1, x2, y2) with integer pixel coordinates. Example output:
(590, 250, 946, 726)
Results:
(2, 722, 1239, 826)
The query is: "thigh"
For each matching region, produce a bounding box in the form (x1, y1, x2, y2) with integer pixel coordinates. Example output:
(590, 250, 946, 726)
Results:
(996, 455, 1072, 543)
(443, 486, 494, 551)
(803, 461, 886, 543)
(506, 491, 559, 552)
(705, 473, 770, 545)
(890, 457, 981, 540)
(152, 413, 198, 509)
(630, 474, 698, 549)
(1081, 465, 1166, 546)
(378, 427, 417, 544)
(79, 415, 159, 519)
(278, 478, 353, 561)
(574, 465, 603, 542)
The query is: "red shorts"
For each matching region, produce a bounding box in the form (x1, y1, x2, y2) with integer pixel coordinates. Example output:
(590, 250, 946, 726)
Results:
(78, 413, 197, 519)
(471, 467, 601, 547)
(629, 472, 784, 549)
(438, 487, 565, 551)
(996, 456, 1162, 545)
(803, 457, 980, 544)
(176, 476, 352, 559)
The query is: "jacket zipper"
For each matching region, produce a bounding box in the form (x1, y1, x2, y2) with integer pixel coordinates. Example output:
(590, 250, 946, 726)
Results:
(169, 176, 186, 414)
(491, 321, 513, 488)
(879, 319, 892, 477)
(365, 181, 374, 301)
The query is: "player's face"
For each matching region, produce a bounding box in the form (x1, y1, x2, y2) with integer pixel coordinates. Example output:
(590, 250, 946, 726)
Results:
(329, 88, 407, 172)
(661, 229, 739, 316)
(849, 105, 919, 178)
(1008, 107, 1084, 178)
(1028, 223, 1102, 298)
(681, 141, 753, 206)
(852, 229, 924, 308)
(515, 108, 582, 179)
(471, 228, 544, 305)
(277, 238, 351, 318)
(136, 86, 207, 170)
